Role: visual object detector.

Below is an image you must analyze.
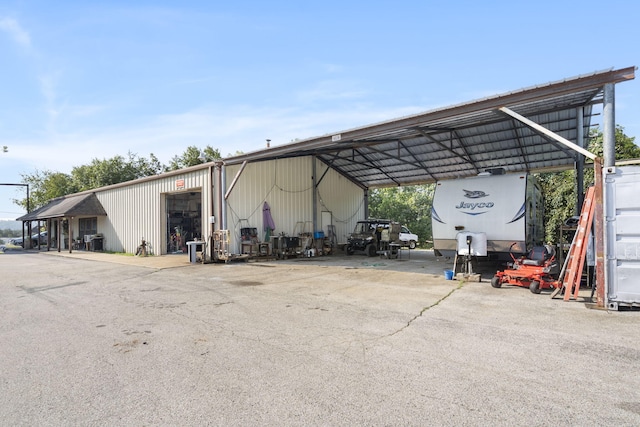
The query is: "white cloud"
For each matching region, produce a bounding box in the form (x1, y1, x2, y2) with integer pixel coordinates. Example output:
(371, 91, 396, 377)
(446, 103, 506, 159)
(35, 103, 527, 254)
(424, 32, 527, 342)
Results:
(0, 17, 31, 48)
(3, 103, 427, 174)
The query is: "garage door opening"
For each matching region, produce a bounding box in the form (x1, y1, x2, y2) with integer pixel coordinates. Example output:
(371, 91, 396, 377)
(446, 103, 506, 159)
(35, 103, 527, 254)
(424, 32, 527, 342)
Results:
(166, 191, 202, 254)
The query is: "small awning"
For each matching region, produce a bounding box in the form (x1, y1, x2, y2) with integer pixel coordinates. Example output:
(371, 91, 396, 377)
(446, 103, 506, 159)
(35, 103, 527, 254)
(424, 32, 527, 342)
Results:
(17, 193, 107, 221)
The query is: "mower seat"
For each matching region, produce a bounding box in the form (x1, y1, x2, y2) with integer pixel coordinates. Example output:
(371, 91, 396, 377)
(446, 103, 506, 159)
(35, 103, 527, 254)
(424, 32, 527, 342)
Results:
(522, 246, 550, 266)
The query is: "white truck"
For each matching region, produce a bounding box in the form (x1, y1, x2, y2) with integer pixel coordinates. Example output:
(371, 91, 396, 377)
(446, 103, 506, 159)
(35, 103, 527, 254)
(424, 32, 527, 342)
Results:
(431, 171, 544, 260)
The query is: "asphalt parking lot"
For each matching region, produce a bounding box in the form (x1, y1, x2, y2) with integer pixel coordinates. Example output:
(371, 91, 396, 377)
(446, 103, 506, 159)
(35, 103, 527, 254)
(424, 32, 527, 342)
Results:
(1, 249, 639, 426)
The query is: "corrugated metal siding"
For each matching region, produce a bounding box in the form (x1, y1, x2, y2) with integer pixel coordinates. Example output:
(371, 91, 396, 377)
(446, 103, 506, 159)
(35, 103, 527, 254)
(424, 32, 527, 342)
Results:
(604, 166, 640, 309)
(315, 158, 365, 244)
(95, 169, 212, 254)
(225, 157, 364, 252)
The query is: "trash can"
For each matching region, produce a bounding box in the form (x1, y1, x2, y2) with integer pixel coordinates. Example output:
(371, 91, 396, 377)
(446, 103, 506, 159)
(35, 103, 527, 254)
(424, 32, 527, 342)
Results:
(444, 269, 454, 280)
(187, 241, 204, 264)
(92, 237, 103, 251)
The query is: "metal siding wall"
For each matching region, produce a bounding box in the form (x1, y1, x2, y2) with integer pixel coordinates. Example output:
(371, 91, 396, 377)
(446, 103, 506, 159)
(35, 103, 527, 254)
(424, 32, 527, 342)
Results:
(96, 169, 212, 254)
(225, 157, 364, 251)
(225, 157, 312, 252)
(315, 158, 365, 244)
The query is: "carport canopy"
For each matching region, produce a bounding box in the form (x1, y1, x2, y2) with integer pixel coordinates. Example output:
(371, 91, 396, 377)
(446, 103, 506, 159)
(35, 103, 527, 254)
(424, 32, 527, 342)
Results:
(224, 67, 636, 189)
(17, 192, 107, 222)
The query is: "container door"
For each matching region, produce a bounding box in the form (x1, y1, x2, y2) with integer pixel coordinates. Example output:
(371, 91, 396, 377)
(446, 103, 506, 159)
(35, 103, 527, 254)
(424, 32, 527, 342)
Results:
(605, 166, 640, 309)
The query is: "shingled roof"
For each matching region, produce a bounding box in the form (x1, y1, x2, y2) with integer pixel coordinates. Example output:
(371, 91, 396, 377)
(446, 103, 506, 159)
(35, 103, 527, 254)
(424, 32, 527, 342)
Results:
(17, 193, 107, 221)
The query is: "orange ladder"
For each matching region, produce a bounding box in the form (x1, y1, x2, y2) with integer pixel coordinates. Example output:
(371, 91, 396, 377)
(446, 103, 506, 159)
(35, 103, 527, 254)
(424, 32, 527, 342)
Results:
(560, 186, 596, 301)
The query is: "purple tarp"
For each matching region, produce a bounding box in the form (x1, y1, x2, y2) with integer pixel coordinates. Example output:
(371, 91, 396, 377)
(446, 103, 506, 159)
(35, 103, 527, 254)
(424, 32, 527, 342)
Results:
(263, 201, 276, 231)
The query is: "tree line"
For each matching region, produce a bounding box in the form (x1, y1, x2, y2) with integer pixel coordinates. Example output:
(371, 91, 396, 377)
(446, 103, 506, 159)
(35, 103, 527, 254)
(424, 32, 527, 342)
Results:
(0, 229, 22, 238)
(15, 145, 222, 212)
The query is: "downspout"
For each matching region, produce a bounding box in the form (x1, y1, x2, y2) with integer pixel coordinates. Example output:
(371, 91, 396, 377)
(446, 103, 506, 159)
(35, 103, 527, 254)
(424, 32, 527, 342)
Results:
(312, 156, 318, 232)
(208, 164, 214, 232)
(220, 163, 227, 230)
(205, 164, 213, 263)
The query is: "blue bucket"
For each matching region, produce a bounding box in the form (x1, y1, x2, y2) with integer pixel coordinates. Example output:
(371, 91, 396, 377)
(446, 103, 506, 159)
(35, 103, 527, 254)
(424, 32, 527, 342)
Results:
(444, 269, 454, 280)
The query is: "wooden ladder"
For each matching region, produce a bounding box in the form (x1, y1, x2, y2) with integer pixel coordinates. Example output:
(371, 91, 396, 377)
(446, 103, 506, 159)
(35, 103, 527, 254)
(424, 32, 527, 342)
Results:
(559, 186, 596, 301)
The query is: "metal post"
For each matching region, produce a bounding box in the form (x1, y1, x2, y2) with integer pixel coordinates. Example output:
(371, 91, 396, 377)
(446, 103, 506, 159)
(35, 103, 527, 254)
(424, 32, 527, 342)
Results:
(603, 83, 616, 167)
(68, 217, 73, 253)
(576, 106, 585, 214)
(57, 218, 62, 253)
(0, 183, 30, 247)
(364, 189, 369, 218)
(594, 158, 605, 307)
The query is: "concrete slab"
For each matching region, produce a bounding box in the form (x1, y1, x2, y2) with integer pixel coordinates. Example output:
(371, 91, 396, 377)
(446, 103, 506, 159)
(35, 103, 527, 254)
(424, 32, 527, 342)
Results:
(1, 250, 637, 425)
(36, 248, 192, 269)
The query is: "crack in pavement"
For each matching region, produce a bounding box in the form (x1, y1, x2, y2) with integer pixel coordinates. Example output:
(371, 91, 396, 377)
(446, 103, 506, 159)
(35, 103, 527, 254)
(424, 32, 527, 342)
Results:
(388, 281, 466, 337)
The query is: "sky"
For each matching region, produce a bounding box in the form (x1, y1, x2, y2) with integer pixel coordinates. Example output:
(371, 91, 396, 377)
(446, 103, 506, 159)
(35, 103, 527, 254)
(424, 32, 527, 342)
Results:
(1, 0, 639, 219)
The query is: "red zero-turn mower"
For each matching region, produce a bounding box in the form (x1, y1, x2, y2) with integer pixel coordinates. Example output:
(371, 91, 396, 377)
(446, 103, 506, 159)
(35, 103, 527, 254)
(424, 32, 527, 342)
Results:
(491, 244, 560, 294)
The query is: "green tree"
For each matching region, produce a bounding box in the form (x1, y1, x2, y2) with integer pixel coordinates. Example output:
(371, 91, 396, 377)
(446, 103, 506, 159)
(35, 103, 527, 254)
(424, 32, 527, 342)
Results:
(16, 152, 163, 211)
(166, 145, 221, 171)
(71, 152, 164, 191)
(587, 125, 639, 159)
(369, 185, 434, 248)
(537, 170, 577, 243)
(538, 125, 638, 243)
(15, 170, 76, 211)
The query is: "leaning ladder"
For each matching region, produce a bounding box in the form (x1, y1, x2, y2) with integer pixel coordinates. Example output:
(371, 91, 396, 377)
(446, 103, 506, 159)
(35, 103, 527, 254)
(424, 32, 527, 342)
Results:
(556, 186, 596, 301)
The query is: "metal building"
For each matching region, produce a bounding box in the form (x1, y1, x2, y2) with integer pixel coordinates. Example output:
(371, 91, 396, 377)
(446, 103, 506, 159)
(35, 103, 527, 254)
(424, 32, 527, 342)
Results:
(17, 66, 637, 308)
(223, 156, 365, 254)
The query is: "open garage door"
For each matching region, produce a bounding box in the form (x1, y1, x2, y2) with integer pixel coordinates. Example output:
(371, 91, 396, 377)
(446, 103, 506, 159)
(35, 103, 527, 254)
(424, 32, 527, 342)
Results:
(166, 191, 202, 254)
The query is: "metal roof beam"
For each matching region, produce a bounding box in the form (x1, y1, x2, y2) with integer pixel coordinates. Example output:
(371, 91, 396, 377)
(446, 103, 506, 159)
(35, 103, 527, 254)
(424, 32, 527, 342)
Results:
(511, 119, 533, 171)
(450, 130, 480, 175)
(498, 107, 596, 160)
(352, 148, 401, 186)
(397, 140, 436, 181)
(223, 67, 633, 166)
(224, 161, 247, 200)
(414, 128, 478, 172)
(316, 156, 367, 190)
(361, 141, 436, 180)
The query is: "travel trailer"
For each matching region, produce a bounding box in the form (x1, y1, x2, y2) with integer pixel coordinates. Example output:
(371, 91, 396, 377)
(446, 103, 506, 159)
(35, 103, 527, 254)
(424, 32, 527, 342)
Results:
(431, 171, 544, 260)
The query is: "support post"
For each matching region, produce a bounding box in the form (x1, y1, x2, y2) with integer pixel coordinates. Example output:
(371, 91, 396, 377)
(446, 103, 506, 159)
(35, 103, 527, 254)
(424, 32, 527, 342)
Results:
(57, 219, 61, 253)
(594, 158, 605, 307)
(364, 189, 369, 218)
(68, 217, 73, 253)
(576, 106, 585, 214)
(603, 83, 616, 167)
